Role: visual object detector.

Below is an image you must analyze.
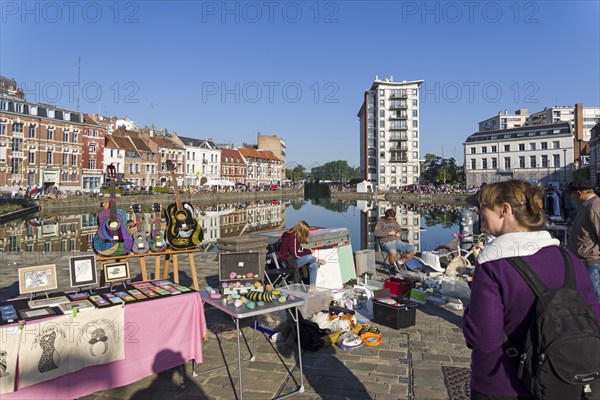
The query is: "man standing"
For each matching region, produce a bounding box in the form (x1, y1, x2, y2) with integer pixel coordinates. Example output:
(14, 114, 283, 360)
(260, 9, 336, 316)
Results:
(567, 178, 600, 299)
(374, 208, 417, 269)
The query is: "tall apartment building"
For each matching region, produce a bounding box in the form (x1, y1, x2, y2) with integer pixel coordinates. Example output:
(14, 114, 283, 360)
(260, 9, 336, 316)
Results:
(358, 77, 423, 190)
(464, 122, 574, 187)
(478, 109, 529, 132)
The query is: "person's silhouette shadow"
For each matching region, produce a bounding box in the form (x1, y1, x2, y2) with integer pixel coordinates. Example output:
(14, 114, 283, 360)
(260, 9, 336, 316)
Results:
(130, 349, 207, 399)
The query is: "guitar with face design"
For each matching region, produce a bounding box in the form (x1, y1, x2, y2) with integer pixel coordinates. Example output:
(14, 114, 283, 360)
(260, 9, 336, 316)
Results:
(149, 203, 167, 253)
(93, 165, 133, 256)
(163, 160, 203, 249)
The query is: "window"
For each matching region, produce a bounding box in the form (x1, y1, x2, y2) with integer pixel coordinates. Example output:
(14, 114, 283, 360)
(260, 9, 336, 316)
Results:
(28, 151, 35, 163)
(380, 89, 385, 97)
(491, 145, 497, 152)
(530, 156, 536, 168)
(553, 141, 560, 149)
(412, 99, 417, 107)
(413, 141, 418, 148)
(11, 137, 22, 151)
(28, 125, 36, 138)
(379, 120, 385, 128)
(519, 156, 525, 168)
(541, 155, 548, 167)
(380, 166, 385, 173)
(541, 142, 548, 150)
(15, 103, 23, 113)
(0, 123, 5, 135)
(413, 130, 418, 138)
(482, 158, 488, 169)
(11, 158, 22, 174)
(72, 132, 78, 143)
(412, 110, 418, 117)
(63, 152, 68, 165)
(380, 110, 385, 117)
(553, 154, 560, 167)
(380, 177, 385, 184)
(47, 128, 53, 140)
(47, 151, 53, 164)
(413, 166, 418, 173)
(89, 144, 96, 154)
(64, 131, 69, 142)
(504, 157, 510, 169)
(518, 143, 525, 151)
(402, 166, 407, 173)
(379, 151, 385, 158)
(471, 159, 476, 170)
(380, 131, 385, 138)
(412, 89, 418, 95)
(71, 154, 76, 165)
(88, 159, 96, 169)
(412, 120, 418, 127)
(380, 141, 385, 149)
(379, 99, 384, 107)
(504, 144, 510, 151)
(491, 158, 497, 169)
(391, 177, 396, 184)
(482, 146, 487, 153)
(530, 143, 536, 150)
(470, 147, 476, 154)
(391, 166, 396, 173)
(413, 151, 418, 158)
(12, 123, 23, 133)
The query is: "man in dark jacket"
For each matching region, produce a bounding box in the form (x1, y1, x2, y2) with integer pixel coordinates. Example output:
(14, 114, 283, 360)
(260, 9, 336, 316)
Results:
(567, 178, 600, 299)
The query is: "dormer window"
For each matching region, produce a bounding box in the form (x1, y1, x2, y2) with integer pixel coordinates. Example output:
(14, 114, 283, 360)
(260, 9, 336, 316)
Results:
(30, 106, 38, 116)
(64, 112, 70, 121)
(48, 109, 55, 118)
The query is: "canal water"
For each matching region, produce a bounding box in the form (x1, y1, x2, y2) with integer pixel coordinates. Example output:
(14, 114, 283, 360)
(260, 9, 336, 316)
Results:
(0, 197, 466, 254)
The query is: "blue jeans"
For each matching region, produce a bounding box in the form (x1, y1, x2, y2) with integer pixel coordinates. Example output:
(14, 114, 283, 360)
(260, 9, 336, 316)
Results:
(297, 254, 319, 286)
(587, 262, 600, 300)
(381, 240, 416, 256)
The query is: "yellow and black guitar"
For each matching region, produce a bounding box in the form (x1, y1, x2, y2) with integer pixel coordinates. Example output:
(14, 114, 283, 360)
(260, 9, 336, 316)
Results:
(164, 160, 203, 249)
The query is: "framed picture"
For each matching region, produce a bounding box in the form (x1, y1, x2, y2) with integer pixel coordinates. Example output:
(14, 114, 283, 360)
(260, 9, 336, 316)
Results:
(27, 295, 70, 309)
(18, 307, 56, 321)
(18, 264, 58, 295)
(103, 261, 131, 283)
(69, 255, 98, 288)
(58, 300, 95, 314)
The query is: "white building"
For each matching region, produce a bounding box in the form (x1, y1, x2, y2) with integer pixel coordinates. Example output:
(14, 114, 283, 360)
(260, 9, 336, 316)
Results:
(464, 122, 574, 187)
(479, 109, 529, 132)
(177, 136, 221, 187)
(357, 77, 423, 191)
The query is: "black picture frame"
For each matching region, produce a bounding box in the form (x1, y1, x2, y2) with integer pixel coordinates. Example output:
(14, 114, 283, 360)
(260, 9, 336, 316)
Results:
(18, 306, 56, 321)
(69, 255, 98, 288)
(103, 261, 131, 283)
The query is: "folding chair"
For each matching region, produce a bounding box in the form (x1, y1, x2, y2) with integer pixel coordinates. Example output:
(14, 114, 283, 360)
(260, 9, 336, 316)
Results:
(378, 242, 407, 276)
(264, 242, 297, 288)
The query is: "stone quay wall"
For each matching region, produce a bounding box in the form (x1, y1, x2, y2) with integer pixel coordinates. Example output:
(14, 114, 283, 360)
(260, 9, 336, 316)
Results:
(39, 187, 305, 214)
(331, 190, 472, 205)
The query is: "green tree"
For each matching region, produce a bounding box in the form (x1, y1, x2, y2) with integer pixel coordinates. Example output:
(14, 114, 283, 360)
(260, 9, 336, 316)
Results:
(310, 160, 359, 182)
(420, 154, 464, 184)
(286, 164, 306, 181)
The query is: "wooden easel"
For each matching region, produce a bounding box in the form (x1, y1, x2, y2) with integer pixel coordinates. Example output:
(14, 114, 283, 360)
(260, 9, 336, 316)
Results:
(96, 248, 201, 291)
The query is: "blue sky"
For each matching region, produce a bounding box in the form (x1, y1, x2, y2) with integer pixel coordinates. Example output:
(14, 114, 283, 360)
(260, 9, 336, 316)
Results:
(1, 1, 598, 169)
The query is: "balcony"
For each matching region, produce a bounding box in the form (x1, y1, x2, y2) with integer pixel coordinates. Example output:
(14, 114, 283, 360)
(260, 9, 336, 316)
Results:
(389, 134, 408, 141)
(390, 93, 408, 99)
(389, 157, 409, 163)
(389, 115, 408, 120)
(389, 126, 408, 131)
(389, 103, 408, 109)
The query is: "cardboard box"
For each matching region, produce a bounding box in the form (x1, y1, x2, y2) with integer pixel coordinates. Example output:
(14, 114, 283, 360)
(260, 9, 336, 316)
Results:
(279, 284, 331, 319)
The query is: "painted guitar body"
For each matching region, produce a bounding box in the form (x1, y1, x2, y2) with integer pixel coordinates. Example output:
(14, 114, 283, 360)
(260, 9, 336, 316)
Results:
(131, 233, 150, 254)
(149, 229, 168, 253)
(93, 208, 133, 256)
(164, 202, 202, 250)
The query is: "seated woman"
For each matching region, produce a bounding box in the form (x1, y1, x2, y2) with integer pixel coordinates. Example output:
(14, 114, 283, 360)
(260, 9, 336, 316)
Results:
(374, 208, 417, 267)
(278, 220, 324, 287)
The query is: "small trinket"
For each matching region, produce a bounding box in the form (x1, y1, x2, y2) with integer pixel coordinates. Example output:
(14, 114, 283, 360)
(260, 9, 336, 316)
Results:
(229, 272, 237, 280)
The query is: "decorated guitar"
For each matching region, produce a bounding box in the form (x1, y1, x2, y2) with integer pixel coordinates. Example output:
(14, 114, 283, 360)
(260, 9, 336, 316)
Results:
(130, 204, 150, 254)
(164, 160, 203, 249)
(93, 165, 134, 256)
(149, 203, 167, 253)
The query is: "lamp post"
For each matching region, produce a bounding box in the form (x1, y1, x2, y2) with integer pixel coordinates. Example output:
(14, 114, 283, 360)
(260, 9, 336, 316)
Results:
(562, 149, 567, 184)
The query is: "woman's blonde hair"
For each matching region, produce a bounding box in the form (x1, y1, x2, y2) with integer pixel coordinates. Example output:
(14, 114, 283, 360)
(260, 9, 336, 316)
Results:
(477, 180, 546, 231)
(289, 220, 310, 243)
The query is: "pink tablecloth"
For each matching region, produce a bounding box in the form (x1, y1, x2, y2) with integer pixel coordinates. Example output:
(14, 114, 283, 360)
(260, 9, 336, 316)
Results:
(5, 291, 206, 399)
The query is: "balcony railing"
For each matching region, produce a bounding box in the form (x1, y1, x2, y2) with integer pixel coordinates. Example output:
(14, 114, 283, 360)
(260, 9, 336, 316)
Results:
(389, 115, 408, 120)
(389, 134, 408, 141)
(390, 93, 408, 99)
(389, 103, 408, 109)
(389, 126, 408, 131)
(389, 157, 409, 163)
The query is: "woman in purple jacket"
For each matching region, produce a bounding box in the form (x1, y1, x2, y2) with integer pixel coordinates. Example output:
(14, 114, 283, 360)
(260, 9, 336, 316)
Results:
(463, 180, 600, 399)
(278, 221, 324, 287)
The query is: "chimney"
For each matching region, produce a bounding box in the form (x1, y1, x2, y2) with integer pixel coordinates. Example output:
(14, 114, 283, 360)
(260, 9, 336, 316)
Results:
(574, 103, 585, 161)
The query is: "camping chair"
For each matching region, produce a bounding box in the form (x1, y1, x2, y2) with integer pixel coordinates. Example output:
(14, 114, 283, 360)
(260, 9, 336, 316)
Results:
(377, 241, 408, 276)
(264, 242, 301, 288)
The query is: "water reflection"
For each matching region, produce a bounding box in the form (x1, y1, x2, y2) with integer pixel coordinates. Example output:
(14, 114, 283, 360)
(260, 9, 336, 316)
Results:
(0, 198, 464, 256)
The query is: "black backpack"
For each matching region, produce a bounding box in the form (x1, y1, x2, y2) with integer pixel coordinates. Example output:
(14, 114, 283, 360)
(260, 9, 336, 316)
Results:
(505, 248, 600, 399)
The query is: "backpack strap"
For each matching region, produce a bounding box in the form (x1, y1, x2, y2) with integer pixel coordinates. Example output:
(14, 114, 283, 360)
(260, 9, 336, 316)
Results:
(557, 247, 576, 290)
(505, 256, 548, 298)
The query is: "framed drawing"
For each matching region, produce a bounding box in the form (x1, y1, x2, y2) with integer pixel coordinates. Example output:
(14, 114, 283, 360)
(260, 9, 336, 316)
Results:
(18, 264, 58, 295)
(69, 255, 98, 288)
(27, 296, 70, 309)
(58, 300, 95, 314)
(18, 307, 56, 321)
(103, 262, 131, 283)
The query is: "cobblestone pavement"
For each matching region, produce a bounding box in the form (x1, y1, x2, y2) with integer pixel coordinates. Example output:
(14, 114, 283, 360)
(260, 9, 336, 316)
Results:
(0, 250, 470, 399)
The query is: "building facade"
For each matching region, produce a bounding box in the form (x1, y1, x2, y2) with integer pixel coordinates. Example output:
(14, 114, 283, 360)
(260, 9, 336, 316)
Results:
(357, 77, 423, 190)
(589, 123, 600, 186)
(464, 122, 574, 187)
(237, 148, 284, 186)
(257, 133, 286, 166)
(177, 135, 221, 187)
(478, 109, 529, 132)
(220, 148, 247, 184)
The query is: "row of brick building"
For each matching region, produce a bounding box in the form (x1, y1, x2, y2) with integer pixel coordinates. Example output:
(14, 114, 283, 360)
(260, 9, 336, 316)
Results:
(0, 76, 286, 193)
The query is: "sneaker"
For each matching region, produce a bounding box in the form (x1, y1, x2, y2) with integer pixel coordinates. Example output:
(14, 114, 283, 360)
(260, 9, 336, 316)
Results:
(387, 265, 397, 276)
(317, 258, 327, 266)
(269, 332, 283, 343)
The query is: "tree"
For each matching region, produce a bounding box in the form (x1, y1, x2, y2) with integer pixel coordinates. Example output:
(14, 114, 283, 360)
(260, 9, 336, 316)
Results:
(420, 154, 464, 184)
(286, 165, 306, 181)
(310, 160, 359, 182)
